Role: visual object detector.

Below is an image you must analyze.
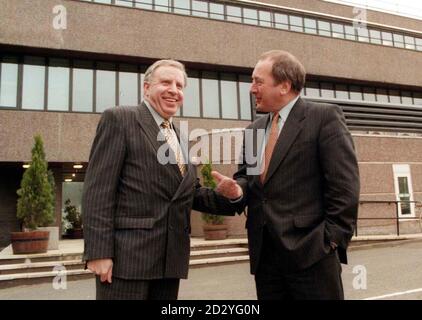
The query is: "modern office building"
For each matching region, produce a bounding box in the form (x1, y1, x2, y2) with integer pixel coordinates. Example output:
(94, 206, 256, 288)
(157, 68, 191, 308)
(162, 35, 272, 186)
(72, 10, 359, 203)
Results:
(1, 0, 422, 247)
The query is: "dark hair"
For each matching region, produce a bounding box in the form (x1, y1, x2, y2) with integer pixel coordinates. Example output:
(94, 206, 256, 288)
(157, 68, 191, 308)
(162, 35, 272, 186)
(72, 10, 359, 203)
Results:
(259, 50, 306, 93)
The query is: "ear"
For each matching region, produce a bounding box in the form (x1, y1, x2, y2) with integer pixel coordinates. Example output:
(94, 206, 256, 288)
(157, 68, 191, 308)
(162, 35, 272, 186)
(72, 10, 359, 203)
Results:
(143, 81, 150, 97)
(279, 81, 292, 95)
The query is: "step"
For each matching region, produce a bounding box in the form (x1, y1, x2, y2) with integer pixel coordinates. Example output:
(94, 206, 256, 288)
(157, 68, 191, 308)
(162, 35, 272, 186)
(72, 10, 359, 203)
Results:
(190, 239, 248, 251)
(0, 269, 94, 289)
(0, 260, 85, 275)
(190, 255, 250, 268)
(190, 247, 249, 260)
(0, 253, 83, 266)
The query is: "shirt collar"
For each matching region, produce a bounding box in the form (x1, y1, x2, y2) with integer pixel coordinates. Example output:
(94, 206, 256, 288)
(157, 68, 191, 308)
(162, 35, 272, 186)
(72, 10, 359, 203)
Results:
(273, 95, 300, 123)
(144, 99, 173, 128)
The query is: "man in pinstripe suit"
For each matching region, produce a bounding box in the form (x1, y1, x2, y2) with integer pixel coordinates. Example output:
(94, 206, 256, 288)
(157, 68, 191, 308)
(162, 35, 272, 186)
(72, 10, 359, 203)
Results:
(212, 50, 360, 299)
(82, 59, 238, 300)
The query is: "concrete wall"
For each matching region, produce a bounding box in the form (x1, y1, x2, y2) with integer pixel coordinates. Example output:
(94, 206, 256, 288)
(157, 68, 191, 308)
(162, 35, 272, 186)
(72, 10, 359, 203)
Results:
(1, 0, 422, 87)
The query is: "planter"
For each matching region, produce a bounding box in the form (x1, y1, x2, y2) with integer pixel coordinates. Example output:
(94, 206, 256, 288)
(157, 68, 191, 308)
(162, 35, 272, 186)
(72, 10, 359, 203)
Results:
(203, 224, 228, 240)
(10, 230, 50, 254)
(37, 226, 59, 250)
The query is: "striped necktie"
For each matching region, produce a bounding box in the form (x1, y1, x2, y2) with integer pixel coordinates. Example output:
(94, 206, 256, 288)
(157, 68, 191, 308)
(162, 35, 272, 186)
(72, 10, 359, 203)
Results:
(160, 120, 186, 176)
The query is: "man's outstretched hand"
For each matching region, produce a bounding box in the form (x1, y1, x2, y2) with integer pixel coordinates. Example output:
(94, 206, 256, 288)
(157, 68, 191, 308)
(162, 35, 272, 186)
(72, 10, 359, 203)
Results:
(211, 171, 243, 200)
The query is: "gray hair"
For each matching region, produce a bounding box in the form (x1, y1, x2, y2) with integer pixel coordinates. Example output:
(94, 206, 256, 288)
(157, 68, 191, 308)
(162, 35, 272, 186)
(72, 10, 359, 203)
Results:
(144, 59, 188, 87)
(259, 50, 306, 93)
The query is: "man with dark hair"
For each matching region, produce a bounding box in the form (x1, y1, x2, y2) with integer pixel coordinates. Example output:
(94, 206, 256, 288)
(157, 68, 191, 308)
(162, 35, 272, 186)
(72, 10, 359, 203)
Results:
(83, 59, 236, 300)
(213, 50, 360, 300)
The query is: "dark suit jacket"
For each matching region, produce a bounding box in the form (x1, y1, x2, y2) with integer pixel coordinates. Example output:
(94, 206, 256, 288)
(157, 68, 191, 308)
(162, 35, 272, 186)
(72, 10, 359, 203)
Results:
(234, 98, 360, 274)
(82, 102, 236, 280)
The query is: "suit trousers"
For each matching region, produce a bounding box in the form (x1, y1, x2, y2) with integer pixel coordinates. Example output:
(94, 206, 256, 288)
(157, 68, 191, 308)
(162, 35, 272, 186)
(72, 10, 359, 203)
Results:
(255, 227, 344, 300)
(96, 277, 180, 300)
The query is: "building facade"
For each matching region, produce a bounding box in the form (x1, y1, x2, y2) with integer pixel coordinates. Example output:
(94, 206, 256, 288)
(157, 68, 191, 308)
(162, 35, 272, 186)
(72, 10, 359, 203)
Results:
(1, 0, 422, 247)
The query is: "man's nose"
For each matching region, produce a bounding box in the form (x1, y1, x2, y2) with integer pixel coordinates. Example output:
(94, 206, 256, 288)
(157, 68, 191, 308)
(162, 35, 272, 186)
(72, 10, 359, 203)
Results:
(168, 82, 177, 93)
(250, 83, 257, 94)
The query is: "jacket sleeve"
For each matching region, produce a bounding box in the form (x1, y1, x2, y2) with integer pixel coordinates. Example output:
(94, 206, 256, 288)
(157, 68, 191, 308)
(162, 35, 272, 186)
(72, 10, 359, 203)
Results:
(319, 105, 360, 249)
(82, 108, 126, 261)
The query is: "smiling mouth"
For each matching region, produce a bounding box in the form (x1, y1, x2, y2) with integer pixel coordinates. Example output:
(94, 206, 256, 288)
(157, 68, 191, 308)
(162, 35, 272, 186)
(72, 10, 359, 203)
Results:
(164, 98, 178, 102)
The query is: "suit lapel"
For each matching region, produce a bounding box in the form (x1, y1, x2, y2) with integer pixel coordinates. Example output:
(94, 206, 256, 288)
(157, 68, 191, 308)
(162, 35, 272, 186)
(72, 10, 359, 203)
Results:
(251, 115, 270, 187)
(135, 102, 182, 181)
(263, 98, 306, 184)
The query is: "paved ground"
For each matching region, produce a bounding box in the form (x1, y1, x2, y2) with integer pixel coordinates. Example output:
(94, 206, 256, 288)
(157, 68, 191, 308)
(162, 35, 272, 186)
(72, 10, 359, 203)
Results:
(1, 240, 422, 300)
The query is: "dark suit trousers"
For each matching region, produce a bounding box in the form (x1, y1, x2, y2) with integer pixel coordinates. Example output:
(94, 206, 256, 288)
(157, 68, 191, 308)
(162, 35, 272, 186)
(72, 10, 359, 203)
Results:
(96, 277, 180, 300)
(255, 227, 344, 300)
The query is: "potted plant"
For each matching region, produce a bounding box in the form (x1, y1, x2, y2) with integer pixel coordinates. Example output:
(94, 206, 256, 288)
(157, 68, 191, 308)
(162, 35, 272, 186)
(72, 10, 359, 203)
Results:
(63, 198, 83, 239)
(200, 161, 228, 240)
(11, 135, 55, 254)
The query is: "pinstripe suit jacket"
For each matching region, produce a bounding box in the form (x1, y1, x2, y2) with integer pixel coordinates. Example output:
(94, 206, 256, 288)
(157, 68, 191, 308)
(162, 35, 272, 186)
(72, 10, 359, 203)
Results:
(82, 102, 236, 280)
(234, 98, 360, 274)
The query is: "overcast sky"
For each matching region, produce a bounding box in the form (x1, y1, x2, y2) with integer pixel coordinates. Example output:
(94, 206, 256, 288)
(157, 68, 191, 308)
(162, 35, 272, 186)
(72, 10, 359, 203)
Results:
(324, 0, 422, 20)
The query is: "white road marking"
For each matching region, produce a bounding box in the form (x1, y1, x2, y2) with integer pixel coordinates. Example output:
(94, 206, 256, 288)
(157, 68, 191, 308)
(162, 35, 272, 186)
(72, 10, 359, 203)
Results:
(363, 288, 422, 300)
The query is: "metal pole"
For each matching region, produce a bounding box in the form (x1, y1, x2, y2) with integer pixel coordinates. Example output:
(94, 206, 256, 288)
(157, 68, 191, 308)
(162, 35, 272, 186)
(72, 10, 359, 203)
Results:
(396, 201, 400, 236)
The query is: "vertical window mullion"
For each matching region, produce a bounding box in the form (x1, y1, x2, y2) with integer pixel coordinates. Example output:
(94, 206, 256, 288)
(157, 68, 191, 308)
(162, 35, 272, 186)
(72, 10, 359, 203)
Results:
(44, 58, 49, 111)
(69, 59, 74, 112)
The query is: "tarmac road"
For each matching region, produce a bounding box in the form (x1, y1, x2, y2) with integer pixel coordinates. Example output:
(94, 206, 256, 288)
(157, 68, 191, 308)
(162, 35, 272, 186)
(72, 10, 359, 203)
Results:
(1, 240, 422, 300)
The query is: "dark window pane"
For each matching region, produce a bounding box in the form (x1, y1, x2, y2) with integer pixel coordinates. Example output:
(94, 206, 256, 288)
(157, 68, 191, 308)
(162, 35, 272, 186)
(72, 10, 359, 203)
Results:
(357, 27, 369, 42)
(376, 89, 389, 103)
(414, 92, 422, 105)
(305, 81, 319, 97)
(349, 85, 363, 100)
(73, 67, 93, 112)
(318, 20, 331, 37)
(335, 84, 349, 99)
(135, 0, 152, 10)
(332, 23, 345, 39)
(304, 18, 317, 34)
(393, 34, 404, 48)
(183, 75, 200, 117)
(363, 87, 376, 102)
(389, 90, 401, 104)
(96, 64, 116, 112)
(345, 25, 356, 40)
(320, 82, 334, 98)
(381, 32, 393, 46)
(155, 0, 170, 12)
(369, 29, 381, 44)
(401, 91, 413, 105)
(209, 3, 224, 20)
(405, 36, 415, 50)
(289, 15, 303, 32)
(239, 75, 252, 120)
(259, 11, 271, 27)
(174, 0, 190, 15)
(119, 70, 138, 106)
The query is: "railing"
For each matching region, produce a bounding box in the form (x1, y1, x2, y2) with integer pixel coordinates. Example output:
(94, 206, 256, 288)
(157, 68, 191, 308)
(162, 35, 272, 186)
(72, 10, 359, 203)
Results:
(357, 200, 422, 236)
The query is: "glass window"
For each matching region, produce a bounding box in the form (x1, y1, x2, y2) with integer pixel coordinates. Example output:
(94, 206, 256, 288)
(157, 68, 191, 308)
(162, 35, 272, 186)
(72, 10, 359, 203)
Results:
(332, 23, 345, 39)
(335, 84, 349, 100)
(0, 57, 18, 108)
(344, 25, 356, 40)
(304, 18, 317, 34)
(73, 61, 93, 112)
(243, 8, 258, 25)
(119, 66, 138, 106)
(376, 88, 389, 103)
(274, 13, 288, 30)
(259, 11, 271, 27)
(357, 27, 369, 42)
(289, 15, 303, 32)
(389, 90, 401, 104)
(226, 6, 242, 23)
(135, 0, 152, 10)
(220, 73, 238, 119)
(304, 81, 319, 98)
(318, 20, 331, 37)
(22, 56, 45, 110)
(183, 73, 200, 117)
(202, 72, 220, 118)
(116, 0, 132, 6)
(401, 91, 413, 105)
(48, 58, 69, 111)
(96, 64, 116, 112)
(404, 36, 416, 50)
(349, 85, 363, 101)
(398, 176, 411, 215)
(369, 29, 381, 44)
(416, 38, 422, 52)
(393, 34, 404, 48)
(155, 0, 169, 12)
(192, 0, 208, 17)
(174, 0, 190, 15)
(414, 92, 422, 105)
(320, 83, 334, 98)
(94, 0, 111, 3)
(363, 87, 376, 102)
(239, 75, 251, 120)
(381, 32, 393, 46)
(209, 3, 224, 20)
